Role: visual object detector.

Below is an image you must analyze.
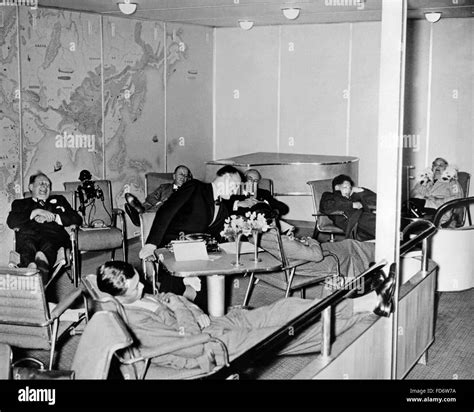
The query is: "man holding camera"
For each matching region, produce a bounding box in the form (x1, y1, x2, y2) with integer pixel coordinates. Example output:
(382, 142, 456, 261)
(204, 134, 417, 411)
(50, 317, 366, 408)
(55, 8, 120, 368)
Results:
(7, 172, 82, 283)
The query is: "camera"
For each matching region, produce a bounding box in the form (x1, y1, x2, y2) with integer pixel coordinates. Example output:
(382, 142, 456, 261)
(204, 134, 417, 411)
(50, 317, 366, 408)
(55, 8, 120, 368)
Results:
(77, 170, 104, 217)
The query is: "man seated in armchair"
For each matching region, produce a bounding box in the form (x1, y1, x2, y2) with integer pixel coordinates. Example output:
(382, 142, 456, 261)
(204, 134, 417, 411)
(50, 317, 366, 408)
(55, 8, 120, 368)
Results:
(125, 165, 192, 226)
(96, 260, 393, 375)
(6, 172, 82, 283)
(320, 174, 377, 241)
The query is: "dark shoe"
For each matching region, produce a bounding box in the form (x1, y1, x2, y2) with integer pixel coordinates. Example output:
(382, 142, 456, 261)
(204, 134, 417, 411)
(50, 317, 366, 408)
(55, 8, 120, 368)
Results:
(373, 263, 396, 317)
(124, 193, 145, 226)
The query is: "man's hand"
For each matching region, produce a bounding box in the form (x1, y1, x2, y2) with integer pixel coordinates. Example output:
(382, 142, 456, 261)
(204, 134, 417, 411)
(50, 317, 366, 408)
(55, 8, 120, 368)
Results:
(161, 293, 182, 311)
(352, 201, 363, 209)
(237, 198, 261, 208)
(139, 243, 157, 260)
(351, 186, 364, 194)
(196, 314, 211, 330)
(183, 276, 202, 292)
(30, 209, 56, 223)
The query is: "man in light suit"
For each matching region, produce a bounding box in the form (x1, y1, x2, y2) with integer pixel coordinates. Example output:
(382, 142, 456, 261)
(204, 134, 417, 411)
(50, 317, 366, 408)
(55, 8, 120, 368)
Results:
(7, 172, 82, 282)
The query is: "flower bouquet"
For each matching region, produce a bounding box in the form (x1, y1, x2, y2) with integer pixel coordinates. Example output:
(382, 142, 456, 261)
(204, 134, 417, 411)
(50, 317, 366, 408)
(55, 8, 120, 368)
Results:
(220, 212, 269, 266)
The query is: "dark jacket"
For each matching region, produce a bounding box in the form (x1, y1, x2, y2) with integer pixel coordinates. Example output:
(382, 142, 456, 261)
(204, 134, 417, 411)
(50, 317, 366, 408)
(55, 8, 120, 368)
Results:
(7, 195, 82, 245)
(227, 188, 289, 217)
(146, 180, 229, 247)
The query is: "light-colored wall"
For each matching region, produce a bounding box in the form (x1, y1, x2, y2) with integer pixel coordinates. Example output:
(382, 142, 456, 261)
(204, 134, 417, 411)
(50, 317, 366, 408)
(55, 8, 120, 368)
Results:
(0, 8, 213, 259)
(403, 18, 473, 198)
(214, 22, 382, 192)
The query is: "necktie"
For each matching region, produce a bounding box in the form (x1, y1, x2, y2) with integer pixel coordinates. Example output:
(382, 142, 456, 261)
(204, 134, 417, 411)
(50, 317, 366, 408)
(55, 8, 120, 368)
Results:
(210, 197, 221, 225)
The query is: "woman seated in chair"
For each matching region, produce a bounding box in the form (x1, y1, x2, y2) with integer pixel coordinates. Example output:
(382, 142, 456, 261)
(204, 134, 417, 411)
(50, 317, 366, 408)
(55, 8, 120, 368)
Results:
(96, 260, 393, 376)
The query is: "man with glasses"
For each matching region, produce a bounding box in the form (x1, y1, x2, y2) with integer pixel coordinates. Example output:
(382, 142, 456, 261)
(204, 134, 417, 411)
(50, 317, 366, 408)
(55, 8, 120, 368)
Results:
(7, 172, 82, 283)
(410, 157, 463, 224)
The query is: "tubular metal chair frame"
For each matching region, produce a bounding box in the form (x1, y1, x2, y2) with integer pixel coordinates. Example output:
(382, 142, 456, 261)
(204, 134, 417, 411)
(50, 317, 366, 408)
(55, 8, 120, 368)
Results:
(0, 267, 83, 369)
(307, 179, 355, 242)
(242, 224, 341, 306)
(64, 180, 127, 286)
(81, 274, 229, 380)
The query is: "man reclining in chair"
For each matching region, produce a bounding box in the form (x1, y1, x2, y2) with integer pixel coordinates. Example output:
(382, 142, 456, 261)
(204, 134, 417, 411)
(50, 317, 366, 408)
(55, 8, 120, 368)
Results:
(256, 229, 375, 284)
(96, 261, 392, 375)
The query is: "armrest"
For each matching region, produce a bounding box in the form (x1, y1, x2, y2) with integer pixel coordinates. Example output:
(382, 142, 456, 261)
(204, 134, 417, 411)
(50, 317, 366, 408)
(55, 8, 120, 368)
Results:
(312, 211, 347, 218)
(50, 288, 83, 320)
(283, 259, 309, 272)
(120, 333, 213, 364)
(322, 250, 341, 276)
(112, 208, 125, 228)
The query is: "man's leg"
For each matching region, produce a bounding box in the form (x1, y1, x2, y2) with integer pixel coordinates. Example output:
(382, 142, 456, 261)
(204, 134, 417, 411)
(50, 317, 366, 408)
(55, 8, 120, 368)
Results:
(356, 212, 376, 239)
(15, 234, 38, 268)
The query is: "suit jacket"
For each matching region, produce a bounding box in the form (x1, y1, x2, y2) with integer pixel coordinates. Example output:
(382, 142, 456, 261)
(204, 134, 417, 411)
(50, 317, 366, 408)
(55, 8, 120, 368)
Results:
(7, 195, 82, 244)
(143, 183, 175, 212)
(146, 180, 228, 247)
(320, 188, 376, 237)
(227, 188, 289, 217)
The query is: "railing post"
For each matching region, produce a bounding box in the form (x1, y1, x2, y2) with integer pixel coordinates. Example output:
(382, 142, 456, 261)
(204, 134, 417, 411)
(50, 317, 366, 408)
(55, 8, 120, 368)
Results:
(321, 306, 332, 358)
(421, 237, 428, 275)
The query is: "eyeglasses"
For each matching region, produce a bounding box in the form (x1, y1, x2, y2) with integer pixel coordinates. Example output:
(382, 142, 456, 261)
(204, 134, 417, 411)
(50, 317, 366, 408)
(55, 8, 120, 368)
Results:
(432, 162, 447, 168)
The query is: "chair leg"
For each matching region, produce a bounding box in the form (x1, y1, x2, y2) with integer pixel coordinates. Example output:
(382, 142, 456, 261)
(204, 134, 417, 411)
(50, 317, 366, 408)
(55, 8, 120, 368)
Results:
(299, 288, 306, 299)
(111, 249, 116, 261)
(49, 319, 59, 370)
(242, 273, 256, 307)
(123, 241, 128, 263)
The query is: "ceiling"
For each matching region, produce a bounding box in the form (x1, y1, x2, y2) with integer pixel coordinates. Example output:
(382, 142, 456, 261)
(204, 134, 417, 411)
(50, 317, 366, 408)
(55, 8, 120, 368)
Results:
(38, 0, 474, 27)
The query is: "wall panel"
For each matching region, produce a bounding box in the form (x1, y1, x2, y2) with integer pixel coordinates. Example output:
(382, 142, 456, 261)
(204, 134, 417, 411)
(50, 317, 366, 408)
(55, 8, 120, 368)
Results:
(349, 22, 381, 191)
(215, 26, 279, 159)
(279, 24, 350, 156)
(166, 23, 213, 180)
(0, 7, 21, 262)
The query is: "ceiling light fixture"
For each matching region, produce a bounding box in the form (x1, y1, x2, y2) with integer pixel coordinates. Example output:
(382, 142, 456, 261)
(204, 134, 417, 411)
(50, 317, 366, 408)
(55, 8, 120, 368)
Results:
(118, 0, 137, 15)
(239, 20, 254, 30)
(424, 12, 441, 23)
(282, 8, 301, 20)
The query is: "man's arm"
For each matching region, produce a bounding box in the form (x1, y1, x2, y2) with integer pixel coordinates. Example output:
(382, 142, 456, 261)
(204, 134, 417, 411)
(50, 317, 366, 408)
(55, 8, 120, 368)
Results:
(320, 192, 354, 215)
(52, 195, 82, 227)
(6, 199, 33, 229)
(144, 184, 172, 210)
(258, 189, 289, 216)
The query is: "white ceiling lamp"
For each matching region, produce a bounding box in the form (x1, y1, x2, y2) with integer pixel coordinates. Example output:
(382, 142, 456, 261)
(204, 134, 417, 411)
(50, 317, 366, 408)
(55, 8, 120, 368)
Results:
(424, 12, 441, 23)
(282, 7, 301, 20)
(118, 0, 137, 15)
(239, 20, 254, 30)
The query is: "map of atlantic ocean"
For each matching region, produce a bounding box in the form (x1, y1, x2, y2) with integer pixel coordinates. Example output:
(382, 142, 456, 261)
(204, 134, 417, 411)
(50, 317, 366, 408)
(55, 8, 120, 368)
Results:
(0, 7, 192, 260)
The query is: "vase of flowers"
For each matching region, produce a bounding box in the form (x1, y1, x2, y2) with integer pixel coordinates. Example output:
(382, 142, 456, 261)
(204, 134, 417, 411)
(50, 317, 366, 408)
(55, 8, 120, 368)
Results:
(220, 212, 269, 267)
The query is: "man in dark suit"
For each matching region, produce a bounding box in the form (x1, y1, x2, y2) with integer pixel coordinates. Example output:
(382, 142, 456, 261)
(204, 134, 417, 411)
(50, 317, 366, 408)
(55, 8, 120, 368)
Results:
(228, 169, 289, 217)
(139, 165, 242, 305)
(7, 172, 82, 282)
(320, 174, 377, 241)
(125, 165, 192, 226)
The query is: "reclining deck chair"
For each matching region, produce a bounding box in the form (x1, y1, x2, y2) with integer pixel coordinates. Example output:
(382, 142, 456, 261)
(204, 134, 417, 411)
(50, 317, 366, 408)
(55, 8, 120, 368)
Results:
(0, 266, 83, 369)
(81, 274, 229, 379)
(9, 311, 133, 380)
(242, 225, 341, 306)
